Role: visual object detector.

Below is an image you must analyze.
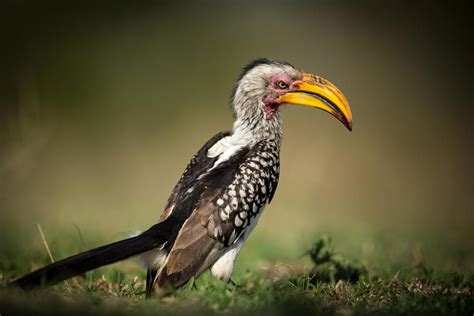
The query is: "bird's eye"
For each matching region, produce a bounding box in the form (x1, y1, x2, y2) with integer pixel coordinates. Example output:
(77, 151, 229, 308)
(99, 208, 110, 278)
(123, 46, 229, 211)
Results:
(277, 80, 288, 89)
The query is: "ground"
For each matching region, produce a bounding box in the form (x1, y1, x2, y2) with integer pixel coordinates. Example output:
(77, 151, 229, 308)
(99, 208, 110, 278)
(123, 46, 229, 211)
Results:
(0, 233, 472, 315)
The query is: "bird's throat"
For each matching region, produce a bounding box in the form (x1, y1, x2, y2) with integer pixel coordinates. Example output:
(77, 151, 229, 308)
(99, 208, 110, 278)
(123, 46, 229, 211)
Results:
(232, 110, 282, 147)
(264, 102, 280, 117)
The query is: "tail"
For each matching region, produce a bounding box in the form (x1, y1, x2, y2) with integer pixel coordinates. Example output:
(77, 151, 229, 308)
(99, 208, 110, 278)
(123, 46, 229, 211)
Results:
(10, 223, 169, 289)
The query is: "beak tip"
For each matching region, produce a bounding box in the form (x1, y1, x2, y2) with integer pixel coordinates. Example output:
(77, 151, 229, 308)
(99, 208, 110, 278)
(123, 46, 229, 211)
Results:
(346, 120, 353, 131)
(341, 118, 352, 131)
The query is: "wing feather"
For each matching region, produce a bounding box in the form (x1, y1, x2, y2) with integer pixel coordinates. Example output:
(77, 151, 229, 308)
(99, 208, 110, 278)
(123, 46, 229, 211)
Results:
(158, 131, 231, 222)
(157, 140, 280, 287)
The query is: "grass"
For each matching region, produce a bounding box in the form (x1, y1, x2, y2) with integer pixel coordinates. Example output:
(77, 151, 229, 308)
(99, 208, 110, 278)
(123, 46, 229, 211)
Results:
(0, 234, 472, 315)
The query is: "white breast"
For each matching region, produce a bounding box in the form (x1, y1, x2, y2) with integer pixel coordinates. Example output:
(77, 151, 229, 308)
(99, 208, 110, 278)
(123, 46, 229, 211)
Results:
(210, 205, 266, 281)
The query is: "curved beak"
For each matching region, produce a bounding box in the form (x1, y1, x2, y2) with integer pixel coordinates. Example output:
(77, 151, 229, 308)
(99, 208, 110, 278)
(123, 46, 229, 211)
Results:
(277, 73, 353, 131)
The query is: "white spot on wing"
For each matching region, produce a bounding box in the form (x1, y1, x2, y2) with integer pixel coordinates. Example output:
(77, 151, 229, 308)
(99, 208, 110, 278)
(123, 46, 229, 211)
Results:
(230, 197, 238, 209)
(234, 216, 243, 227)
(207, 136, 232, 158)
(252, 203, 259, 213)
(220, 209, 229, 221)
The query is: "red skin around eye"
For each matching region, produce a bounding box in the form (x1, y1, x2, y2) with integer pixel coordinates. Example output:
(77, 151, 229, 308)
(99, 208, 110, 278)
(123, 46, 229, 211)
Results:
(263, 73, 294, 117)
(270, 74, 293, 90)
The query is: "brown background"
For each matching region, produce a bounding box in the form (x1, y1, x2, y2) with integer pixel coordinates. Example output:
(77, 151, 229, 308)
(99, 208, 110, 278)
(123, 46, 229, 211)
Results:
(1, 1, 472, 271)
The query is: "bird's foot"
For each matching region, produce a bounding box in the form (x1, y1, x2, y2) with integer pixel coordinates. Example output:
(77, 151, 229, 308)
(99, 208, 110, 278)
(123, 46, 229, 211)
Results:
(229, 278, 242, 289)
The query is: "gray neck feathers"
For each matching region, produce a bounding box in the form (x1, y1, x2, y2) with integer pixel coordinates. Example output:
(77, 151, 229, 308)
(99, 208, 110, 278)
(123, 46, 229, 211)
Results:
(230, 71, 283, 147)
(207, 102, 281, 166)
(207, 71, 284, 162)
(232, 100, 282, 147)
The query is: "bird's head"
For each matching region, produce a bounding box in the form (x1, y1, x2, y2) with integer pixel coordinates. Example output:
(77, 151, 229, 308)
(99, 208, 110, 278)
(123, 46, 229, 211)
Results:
(231, 58, 352, 131)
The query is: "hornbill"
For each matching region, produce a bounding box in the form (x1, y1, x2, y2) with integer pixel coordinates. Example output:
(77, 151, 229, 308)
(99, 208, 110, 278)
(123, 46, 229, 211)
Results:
(10, 58, 352, 297)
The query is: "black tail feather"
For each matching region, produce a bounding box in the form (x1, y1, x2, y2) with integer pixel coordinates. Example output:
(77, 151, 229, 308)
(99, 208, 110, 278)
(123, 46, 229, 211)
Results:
(10, 224, 169, 290)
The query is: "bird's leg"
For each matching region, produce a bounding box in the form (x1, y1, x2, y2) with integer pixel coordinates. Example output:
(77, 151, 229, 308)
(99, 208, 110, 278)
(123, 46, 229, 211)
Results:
(229, 278, 242, 289)
(145, 268, 158, 299)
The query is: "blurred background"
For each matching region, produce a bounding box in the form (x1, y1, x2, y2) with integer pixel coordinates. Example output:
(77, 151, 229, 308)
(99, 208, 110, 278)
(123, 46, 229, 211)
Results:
(1, 1, 472, 275)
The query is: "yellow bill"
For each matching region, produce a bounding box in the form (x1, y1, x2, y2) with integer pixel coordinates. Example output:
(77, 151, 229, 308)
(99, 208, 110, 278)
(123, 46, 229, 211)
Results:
(277, 73, 353, 131)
